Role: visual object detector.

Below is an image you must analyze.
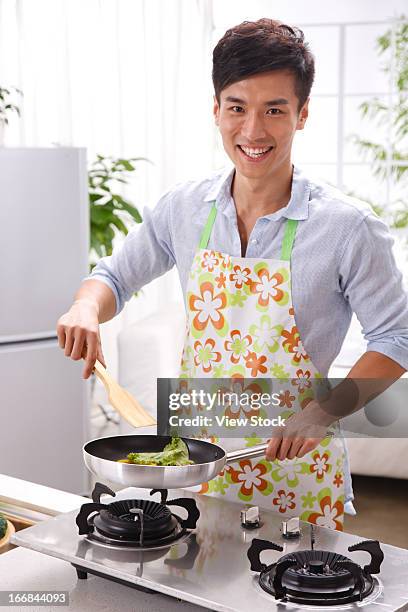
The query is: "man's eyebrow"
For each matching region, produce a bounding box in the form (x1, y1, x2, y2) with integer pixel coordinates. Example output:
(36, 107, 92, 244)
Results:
(224, 96, 289, 106)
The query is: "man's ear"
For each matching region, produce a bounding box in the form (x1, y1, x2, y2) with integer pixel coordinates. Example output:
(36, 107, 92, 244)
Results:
(213, 95, 220, 126)
(296, 98, 309, 130)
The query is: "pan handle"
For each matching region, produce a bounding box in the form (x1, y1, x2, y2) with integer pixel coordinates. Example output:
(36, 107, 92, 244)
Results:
(226, 443, 268, 464)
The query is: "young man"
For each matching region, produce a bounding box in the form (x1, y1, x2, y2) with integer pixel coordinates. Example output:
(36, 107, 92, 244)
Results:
(57, 19, 408, 529)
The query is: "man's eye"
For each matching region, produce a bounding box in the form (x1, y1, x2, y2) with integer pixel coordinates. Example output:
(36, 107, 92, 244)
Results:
(230, 106, 244, 113)
(267, 108, 283, 115)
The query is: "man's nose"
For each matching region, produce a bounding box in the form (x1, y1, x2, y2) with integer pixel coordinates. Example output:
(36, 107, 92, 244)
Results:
(241, 112, 267, 140)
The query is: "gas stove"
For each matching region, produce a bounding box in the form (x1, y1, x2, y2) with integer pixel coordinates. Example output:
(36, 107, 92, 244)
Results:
(11, 485, 408, 611)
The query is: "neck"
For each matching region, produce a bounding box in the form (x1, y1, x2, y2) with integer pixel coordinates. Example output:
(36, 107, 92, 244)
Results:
(231, 162, 294, 217)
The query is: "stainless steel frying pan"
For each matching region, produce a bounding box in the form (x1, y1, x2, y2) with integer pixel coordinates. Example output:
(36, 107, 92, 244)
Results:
(83, 435, 268, 489)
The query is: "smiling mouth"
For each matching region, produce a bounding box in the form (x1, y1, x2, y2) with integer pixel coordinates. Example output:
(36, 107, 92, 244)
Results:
(237, 145, 274, 161)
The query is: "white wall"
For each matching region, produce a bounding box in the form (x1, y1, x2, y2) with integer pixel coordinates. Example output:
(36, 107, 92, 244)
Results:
(213, 0, 407, 28)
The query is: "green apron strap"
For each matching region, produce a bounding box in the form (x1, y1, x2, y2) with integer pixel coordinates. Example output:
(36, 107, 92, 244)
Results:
(280, 219, 299, 261)
(199, 202, 218, 249)
(199, 204, 298, 258)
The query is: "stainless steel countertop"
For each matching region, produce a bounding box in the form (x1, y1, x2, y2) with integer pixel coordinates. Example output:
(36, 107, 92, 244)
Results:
(12, 487, 408, 611)
(0, 546, 208, 612)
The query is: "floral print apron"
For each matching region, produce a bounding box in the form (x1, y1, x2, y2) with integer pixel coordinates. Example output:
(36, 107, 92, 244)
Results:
(180, 203, 345, 530)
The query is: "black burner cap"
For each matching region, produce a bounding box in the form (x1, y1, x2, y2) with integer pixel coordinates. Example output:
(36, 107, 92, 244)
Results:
(95, 499, 175, 540)
(308, 559, 325, 574)
(106, 499, 171, 523)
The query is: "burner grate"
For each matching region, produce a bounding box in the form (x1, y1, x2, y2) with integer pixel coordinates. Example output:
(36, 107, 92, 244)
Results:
(248, 538, 384, 605)
(75, 482, 200, 550)
(88, 514, 186, 550)
(260, 550, 374, 604)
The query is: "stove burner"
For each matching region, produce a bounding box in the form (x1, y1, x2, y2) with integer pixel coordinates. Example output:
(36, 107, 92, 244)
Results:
(248, 537, 384, 605)
(88, 513, 186, 550)
(75, 482, 200, 551)
(95, 499, 175, 540)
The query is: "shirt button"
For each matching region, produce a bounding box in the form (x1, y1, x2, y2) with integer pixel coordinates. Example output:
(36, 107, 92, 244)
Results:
(251, 239, 258, 244)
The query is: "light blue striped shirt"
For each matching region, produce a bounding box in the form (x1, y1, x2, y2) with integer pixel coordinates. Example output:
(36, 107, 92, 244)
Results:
(89, 165, 408, 376)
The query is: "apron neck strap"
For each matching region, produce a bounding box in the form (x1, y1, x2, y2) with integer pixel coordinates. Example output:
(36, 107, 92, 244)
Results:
(280, 218, 299, 261)
(199, 202, 299, 260)
(199, 203, 218, 249)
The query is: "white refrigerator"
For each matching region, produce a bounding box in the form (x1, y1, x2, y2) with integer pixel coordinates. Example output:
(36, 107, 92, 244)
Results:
(0, 148, 90, 495)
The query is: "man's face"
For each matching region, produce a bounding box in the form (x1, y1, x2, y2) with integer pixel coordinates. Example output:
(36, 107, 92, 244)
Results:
(214, 70, 308, 181)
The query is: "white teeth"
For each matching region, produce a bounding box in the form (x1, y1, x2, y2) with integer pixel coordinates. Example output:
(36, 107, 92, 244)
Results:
(240, 146, 272, 158)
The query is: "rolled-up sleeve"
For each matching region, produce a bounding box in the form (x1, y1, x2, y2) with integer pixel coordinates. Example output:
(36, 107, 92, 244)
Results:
(85, 191, 176, 315)
(338, 212, 408, 370)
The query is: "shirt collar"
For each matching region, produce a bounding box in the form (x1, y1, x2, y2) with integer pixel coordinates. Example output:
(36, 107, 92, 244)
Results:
(203, 165, 311, 221)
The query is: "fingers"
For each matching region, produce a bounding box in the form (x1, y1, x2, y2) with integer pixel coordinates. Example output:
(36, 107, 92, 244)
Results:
(297, 439, 320, 458)
(265, 432, 284, 461)
(57, 311, 104, 380)
(82, 333, 106, 379)
(265, 420, 297, 460)
(97, 343, 106, 369)
(56, 322, 66, 349)
(63, 329, 75, 357)
(82, 333, 98, 380)
(266, 434, 320, 461)
(265, 408, 327, 461)
(63, 326, 88, 361)
(277, 437, 293, 461)
(71, 329, 86, 360)
(286, 438, 305, 460)
(267, 437, 304, 461)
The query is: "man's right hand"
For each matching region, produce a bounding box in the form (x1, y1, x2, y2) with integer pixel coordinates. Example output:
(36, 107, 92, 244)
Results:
(57, 299, 106, 379)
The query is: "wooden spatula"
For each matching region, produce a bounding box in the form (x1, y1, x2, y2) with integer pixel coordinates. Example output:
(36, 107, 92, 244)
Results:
(93, 360, 157, 428)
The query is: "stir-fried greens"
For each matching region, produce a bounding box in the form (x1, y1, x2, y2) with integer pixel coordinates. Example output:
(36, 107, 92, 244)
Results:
(119, 437, 193, 466)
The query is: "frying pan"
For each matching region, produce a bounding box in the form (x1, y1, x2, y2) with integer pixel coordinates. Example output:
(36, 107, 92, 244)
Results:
(83, 435, 268, 489)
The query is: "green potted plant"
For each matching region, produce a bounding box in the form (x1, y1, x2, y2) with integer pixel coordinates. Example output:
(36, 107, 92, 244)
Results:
(0, 86, 23, 146)
(0, 513, 7, 539)
(351, 17, 408, 228)
(88, 154, 150, 271)
(0, 511, 15, 552)
(88, 154, 150, 421)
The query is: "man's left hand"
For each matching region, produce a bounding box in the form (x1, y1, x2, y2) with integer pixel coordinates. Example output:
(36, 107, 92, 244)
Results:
(265, 400, 335, 461)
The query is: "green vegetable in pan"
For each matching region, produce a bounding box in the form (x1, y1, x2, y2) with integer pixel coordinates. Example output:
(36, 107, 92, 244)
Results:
(120, 437, 194, 466)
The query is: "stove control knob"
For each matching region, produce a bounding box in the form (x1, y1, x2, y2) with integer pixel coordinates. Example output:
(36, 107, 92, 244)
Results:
(308, 560, 324, 574)
(241, 506, 260, 529)
(281, 517, 301, 539)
